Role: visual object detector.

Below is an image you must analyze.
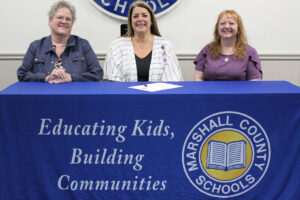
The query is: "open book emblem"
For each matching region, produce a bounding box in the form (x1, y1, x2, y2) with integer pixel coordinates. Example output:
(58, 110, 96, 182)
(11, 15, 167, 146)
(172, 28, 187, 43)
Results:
(207, 140, 246, 171)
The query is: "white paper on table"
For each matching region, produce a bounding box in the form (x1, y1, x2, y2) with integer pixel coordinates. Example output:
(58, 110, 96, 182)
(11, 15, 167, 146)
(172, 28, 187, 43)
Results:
(129, 82, 183, 92)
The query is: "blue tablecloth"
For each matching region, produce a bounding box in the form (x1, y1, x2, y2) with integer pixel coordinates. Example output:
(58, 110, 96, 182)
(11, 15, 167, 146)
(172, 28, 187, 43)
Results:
(1, 81, 300, 200)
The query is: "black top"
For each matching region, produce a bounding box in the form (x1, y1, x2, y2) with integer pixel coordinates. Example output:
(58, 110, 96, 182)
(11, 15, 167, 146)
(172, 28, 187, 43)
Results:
(135, 51, 152, 81)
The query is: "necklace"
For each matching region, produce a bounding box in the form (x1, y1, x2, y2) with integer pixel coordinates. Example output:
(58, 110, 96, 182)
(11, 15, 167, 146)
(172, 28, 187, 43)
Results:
(132, 35, 153, 50)
(134, 41, 151, 50)
(225, 57, 229, 62)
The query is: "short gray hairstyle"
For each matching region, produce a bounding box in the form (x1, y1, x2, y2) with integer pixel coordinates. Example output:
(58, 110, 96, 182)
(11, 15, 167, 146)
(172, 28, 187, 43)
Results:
(48, 1, 76, 22)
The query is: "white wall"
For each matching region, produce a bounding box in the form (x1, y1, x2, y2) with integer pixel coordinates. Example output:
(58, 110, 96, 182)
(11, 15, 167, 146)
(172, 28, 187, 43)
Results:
(1, 0, 300, 54)
(0, 0, 300, 90)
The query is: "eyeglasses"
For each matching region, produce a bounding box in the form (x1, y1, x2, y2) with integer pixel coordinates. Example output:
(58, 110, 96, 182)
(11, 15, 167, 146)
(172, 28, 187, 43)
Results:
(55, 16, 73, 23)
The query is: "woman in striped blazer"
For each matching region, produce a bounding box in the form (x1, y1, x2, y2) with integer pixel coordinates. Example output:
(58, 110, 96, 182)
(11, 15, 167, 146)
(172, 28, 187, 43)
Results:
(104, 0, 183, 82)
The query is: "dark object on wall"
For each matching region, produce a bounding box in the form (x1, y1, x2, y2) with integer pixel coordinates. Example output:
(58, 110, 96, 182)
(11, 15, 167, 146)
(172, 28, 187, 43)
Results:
(121, 24, 128, 36)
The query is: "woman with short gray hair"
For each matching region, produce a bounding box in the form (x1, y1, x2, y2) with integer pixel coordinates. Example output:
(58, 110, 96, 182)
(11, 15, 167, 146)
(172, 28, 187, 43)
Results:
(17, 0, 103, 83)
(48, 1, 76, 22)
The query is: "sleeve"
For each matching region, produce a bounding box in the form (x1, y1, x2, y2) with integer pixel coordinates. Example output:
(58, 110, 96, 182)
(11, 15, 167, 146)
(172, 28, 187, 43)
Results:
(70, 40, 103, 82)
(163, 40, 183, 81)
(193, 45, 209, 72)
(246, 47, 263, 80)
(17, 42, 47, 82)
(103, 41, 123, 81)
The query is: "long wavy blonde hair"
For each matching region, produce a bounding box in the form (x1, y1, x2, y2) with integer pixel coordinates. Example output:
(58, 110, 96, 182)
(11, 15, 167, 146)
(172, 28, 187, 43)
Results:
(209, 10, 248, 60)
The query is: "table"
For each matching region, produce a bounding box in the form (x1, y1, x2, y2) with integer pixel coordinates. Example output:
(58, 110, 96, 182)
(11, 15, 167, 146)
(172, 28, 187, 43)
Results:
(1, 81, 300, 200)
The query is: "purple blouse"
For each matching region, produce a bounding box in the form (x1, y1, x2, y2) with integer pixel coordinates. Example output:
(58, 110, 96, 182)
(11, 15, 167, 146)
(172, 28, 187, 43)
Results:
(194, 44, 262, 81)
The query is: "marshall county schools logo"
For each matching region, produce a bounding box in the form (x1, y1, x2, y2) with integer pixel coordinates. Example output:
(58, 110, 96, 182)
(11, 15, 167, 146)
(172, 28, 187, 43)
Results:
(89, 0, 181, 20)
(182, 111, 271, 198)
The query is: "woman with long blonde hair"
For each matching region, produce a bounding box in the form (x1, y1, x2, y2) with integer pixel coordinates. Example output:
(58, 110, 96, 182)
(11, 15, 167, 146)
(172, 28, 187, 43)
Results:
(194, 10, 262, 81)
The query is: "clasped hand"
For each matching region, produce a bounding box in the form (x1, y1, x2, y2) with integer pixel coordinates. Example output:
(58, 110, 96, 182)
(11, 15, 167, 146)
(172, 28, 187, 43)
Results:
(45, 67, 72, 83)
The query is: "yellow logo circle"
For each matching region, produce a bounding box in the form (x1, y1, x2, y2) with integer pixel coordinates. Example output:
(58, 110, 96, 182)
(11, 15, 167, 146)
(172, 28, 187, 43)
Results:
(200, 130, 253, 181)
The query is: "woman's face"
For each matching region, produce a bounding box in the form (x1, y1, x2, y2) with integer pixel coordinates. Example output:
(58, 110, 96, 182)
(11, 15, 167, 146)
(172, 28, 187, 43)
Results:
(131, 6, 152, 35)
(218, 14, 238, 40)
(49, 7, 73, 37)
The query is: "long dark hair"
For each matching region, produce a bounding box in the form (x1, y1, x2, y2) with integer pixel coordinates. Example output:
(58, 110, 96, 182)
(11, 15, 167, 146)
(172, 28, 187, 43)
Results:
(125, 0, 161, 37)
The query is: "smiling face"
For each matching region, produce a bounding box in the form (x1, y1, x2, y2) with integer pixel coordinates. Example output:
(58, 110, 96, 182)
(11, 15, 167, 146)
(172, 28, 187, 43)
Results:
(218, 14, 238, 40)
(49, 7, 73, 37)
(131, 6, 152, 35)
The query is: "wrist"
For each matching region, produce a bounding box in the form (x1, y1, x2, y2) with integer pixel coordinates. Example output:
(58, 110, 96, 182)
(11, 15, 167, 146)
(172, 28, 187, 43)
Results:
(45, 75, 50, 82)
(67, 74, 72, 82)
